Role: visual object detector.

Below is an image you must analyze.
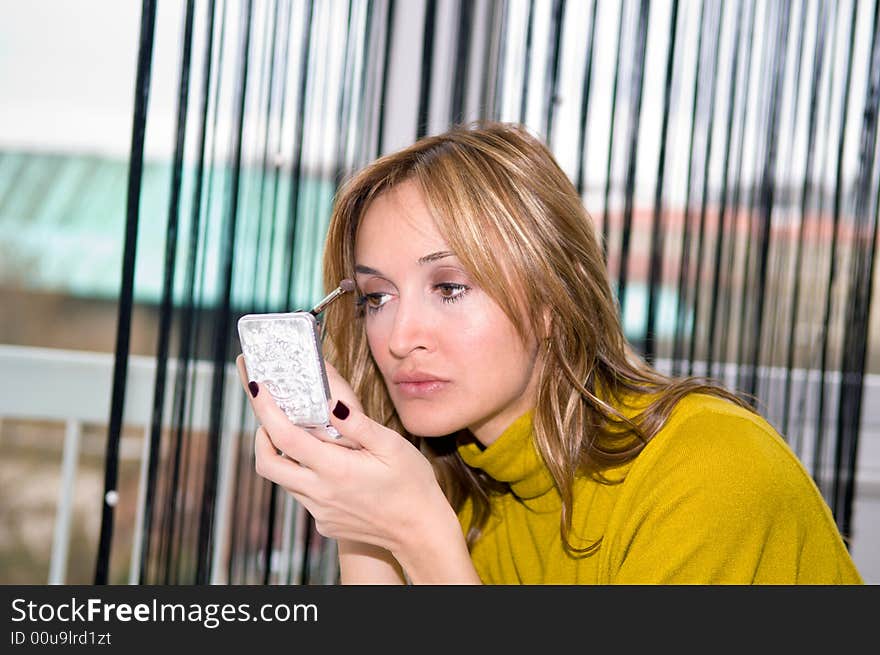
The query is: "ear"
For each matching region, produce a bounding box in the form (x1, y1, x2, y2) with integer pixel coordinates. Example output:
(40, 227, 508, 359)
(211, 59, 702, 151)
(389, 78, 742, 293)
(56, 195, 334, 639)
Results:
(541, 305, 553, 340)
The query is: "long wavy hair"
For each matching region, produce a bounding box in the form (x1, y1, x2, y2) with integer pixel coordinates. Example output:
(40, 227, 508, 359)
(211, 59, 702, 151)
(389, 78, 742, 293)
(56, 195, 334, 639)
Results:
(320, 121, 753, 555)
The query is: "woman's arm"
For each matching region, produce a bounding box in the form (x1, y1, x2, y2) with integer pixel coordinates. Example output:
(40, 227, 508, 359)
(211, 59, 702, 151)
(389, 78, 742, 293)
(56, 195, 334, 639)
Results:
(389, 500, 482, 584)
(239, 356, 482, 584)
(337, 539, 406, 584)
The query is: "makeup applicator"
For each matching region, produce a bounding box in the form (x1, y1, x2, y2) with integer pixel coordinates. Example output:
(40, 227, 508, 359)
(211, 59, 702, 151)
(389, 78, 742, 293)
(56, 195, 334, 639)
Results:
(308, 278, 356, 316)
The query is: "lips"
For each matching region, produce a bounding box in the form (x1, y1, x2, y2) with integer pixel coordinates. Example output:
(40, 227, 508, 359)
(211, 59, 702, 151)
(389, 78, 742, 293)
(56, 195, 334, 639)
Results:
(392, 370, 449, 398)
(395, 380, 449, 397)
(391, 370, 447, 384)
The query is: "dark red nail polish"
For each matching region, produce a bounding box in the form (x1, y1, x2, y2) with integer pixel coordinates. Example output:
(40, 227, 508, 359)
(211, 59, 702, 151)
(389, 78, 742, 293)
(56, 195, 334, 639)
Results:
(248, 381, 259, 398)
(332, 400, 349, 420)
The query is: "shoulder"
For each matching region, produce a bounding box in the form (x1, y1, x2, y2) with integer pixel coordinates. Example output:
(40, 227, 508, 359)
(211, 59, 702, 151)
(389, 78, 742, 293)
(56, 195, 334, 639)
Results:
(663, 391, 775, 434)
(624, 392, 821, 514)
(651, 393, 796, 468)
(599, 392, 860, 583)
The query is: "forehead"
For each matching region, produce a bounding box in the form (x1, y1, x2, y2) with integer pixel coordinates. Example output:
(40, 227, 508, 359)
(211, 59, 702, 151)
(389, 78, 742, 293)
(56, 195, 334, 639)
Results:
(354, 180, 448, 260)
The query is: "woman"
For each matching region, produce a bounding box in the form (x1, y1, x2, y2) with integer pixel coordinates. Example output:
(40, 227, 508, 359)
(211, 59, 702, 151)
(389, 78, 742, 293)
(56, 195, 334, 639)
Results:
(237, 122, 862, 584)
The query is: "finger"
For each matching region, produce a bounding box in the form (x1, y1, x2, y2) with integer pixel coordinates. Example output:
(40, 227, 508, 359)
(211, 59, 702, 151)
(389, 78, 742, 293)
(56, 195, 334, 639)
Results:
(323, 361, 364, 414)
(236, 354, 250, 392)
(327, 399, 399, 453)
(239, 351, 335, 470)
(246, 378, 333, 469)
(254, 425, 319, 494)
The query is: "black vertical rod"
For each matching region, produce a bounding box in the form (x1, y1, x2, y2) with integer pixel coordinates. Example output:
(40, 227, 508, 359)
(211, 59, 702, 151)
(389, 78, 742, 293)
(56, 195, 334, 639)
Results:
(195, 0, 254, 584)
(519, 0, 536, 124)
(162, 0, 226, 582)
(259, 0, 286, 587)
(168, 0, 229, 585)
(361, 0, 383, 172)
(733, 0, 775, 395)
(253, 0, 283, 312)
(283, 0, 314, 306)
(286, 0, 317, 584)
(601, 0, 628, 263)
(171, 382, 200, 582)
(195, 0, 232, 583)
(706, 0, 745, 376)
(803, 0, 840, 480)
(543, 0, 566, 141)
(743, 0, 791, 398)
(763, 0, 808, 382)
(146, 0, 196, 584)
(377, 0, 396, 156)
(672, 0, 708, 377)
(417, 0, 437, 138)
(717, 0, 757, 382)
(263, 0, 293, 309)
(815, 0, 858, 488)
(491, 0, 510, 122)
(229, 399, 256, 583)
(644, 0, 679, 364)
(574, 0, 599, 199)
(94, 0, 157, 585)
(354, 0, 376, 170)
(687, 0, 724, 375)
(783, 0, 829, 444)
(478, 0, 500, 121)
(833, 0, 880, 537)
(616, 0, 650, 320)
(242, 3, 278, 584)
(334, 0, 358, 195)
(142, 0, 213, 585)
(450, 0, 475, 125)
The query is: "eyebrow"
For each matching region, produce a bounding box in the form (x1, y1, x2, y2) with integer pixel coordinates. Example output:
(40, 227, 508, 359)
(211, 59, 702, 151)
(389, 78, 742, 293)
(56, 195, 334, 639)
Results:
(354, 250, 455, 276)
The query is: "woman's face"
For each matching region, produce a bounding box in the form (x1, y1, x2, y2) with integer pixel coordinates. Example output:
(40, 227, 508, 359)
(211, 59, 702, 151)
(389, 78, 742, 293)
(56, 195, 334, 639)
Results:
(353, 180, 540, 446)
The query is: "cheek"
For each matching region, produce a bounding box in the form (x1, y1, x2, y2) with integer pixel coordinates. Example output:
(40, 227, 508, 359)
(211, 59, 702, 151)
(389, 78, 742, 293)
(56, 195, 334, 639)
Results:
(364, 315, 396, 372)
(454, 312, 531, 374)
(362, 302, 531, 379)
(364, 322, 386, 361)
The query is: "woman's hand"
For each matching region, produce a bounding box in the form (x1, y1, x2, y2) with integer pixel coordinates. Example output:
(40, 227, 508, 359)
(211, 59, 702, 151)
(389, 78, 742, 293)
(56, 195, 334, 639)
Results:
(235, 355, 456, 560)
(321, 359, 365, 418)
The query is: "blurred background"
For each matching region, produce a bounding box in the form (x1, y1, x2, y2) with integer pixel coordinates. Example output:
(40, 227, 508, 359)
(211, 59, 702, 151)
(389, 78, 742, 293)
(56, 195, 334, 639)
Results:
(1, 0, 878, 585)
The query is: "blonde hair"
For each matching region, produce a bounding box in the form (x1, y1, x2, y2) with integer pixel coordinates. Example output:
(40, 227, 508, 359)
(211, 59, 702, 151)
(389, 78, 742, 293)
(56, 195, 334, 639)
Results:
(321, 121, 752, 554)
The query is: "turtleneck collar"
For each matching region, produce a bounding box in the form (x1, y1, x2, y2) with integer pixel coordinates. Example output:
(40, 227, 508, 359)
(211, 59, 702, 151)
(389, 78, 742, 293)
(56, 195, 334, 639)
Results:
(457, 409, 557, 505)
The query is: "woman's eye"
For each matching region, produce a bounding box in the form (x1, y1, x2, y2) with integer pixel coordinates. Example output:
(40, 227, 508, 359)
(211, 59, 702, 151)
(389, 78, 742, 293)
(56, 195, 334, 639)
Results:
(437, 283, 469, 303)
(357, 292, 391, 314)
(357, 284, 470, 314)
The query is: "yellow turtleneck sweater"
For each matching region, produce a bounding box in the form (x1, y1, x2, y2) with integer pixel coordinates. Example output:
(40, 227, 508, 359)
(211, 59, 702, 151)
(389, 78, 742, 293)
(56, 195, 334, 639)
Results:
(456, 393, 863, 584)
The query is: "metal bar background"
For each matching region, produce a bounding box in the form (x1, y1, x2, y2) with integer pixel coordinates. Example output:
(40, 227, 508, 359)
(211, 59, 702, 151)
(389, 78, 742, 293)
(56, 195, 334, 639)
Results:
(99, 0, 880, 584)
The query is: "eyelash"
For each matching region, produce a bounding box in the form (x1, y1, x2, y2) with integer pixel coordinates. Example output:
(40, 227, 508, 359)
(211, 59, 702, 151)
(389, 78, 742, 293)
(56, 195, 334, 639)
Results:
(356, 283, 470, 315)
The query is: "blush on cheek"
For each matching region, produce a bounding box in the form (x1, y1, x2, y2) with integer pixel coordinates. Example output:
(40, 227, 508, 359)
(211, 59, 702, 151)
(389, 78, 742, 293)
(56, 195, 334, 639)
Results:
(365, 331, 393, 387)
(366, 332, 385, 363)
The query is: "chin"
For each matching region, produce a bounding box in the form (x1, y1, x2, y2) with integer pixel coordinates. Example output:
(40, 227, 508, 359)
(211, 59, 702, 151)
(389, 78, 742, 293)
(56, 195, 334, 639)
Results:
(397, 408, 467, 438)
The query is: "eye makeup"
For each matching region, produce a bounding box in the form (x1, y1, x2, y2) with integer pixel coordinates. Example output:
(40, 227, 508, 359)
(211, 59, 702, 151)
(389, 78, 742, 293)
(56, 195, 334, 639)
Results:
(353, 250, 473, 316)
(309, 278, 356, 316)
(355, 282, 471, 315)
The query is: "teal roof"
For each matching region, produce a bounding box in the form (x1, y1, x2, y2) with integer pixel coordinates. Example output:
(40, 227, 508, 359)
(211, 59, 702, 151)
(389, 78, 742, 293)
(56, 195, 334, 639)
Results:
(0, 150, 336, 310)
(0, 150, 686, 339)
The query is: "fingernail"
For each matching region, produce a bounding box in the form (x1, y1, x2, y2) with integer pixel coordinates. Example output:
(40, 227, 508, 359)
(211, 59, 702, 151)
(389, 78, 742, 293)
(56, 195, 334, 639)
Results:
(332, 400, 350, 420)
(248, 381, 259, 398)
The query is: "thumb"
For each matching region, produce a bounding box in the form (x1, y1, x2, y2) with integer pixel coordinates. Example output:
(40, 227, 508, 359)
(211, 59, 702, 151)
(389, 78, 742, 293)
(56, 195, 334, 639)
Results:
(328, 400, 398, 452)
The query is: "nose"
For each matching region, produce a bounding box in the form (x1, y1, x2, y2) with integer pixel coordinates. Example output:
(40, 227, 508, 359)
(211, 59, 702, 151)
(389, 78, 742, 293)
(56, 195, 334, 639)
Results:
(387, 295, 434, 358)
